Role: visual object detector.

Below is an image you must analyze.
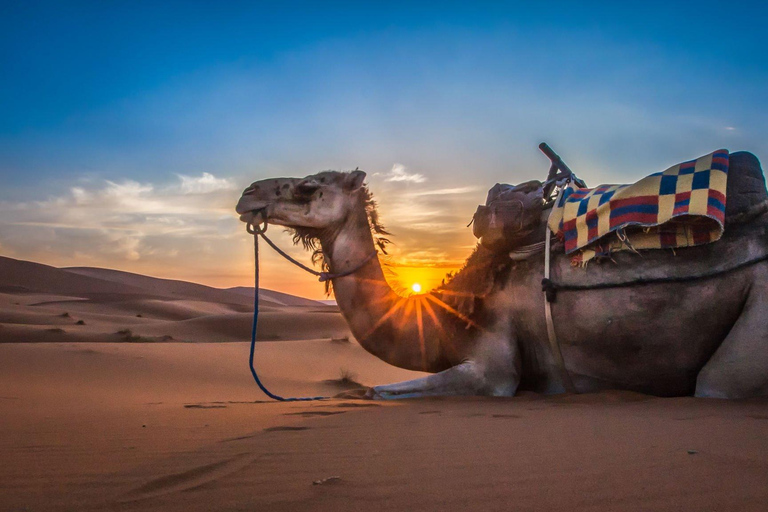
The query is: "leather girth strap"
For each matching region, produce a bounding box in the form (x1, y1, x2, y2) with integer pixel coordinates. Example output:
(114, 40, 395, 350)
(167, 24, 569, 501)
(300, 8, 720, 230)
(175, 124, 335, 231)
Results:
(544, 190, 577, 393)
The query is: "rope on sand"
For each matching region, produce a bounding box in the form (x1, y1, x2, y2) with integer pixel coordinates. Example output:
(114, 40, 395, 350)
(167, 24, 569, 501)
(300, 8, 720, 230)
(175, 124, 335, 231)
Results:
(248, 220, 327, 402)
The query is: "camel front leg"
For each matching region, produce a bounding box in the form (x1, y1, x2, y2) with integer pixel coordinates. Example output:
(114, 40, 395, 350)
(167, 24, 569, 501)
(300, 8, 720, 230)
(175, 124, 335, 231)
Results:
(366, 335, 520, 399)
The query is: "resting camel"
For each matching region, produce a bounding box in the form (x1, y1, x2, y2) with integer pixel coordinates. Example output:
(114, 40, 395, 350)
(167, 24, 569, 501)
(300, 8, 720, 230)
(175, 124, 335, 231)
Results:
(236, 153, 768, 399)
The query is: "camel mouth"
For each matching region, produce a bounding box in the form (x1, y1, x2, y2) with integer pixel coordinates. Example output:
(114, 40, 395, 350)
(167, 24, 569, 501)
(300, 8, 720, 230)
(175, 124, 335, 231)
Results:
(235, 193, 270, 219)
(237, 207, 268, 225)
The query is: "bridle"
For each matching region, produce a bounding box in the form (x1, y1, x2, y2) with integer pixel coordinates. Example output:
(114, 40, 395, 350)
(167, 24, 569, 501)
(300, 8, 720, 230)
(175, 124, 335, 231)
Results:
(244, 208, 377, 402)
(246, 209, 378, 282)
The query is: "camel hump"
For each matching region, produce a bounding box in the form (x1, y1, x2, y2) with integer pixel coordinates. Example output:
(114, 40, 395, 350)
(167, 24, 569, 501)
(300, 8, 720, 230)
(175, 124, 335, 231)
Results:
(726, 151, 768, 223)
(471, 180, 544, 252)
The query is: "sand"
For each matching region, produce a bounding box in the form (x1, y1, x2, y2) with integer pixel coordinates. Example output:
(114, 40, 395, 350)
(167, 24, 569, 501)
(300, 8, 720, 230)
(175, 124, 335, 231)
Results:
(1, 256, 767, 511)
(1, 342, 766, 512)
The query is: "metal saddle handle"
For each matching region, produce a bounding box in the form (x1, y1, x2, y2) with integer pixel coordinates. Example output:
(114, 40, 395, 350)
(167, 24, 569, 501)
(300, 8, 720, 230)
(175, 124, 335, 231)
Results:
(540, 142, 586, 201)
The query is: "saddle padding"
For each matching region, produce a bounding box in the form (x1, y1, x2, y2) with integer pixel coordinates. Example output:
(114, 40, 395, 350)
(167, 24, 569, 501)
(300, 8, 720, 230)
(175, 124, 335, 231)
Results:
(726, 151, 767, 222)
(472, 180, 544, 252)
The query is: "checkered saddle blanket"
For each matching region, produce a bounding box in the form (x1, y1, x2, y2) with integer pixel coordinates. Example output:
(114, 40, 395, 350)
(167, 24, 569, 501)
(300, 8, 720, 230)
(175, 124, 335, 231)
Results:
(547, 149, 729, 264)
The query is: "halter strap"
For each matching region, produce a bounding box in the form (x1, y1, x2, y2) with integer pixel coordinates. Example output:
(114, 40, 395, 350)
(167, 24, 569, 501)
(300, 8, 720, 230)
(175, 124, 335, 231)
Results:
(247, 219, 377, 282)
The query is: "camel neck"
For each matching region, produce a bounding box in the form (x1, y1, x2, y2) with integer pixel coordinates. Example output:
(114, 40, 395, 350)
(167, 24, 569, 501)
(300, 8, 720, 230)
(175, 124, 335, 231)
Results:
(321, 206, 448, 372)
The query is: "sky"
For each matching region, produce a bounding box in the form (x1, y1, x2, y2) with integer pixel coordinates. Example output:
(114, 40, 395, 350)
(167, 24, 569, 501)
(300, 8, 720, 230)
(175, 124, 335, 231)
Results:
(1, 1, 767, 299)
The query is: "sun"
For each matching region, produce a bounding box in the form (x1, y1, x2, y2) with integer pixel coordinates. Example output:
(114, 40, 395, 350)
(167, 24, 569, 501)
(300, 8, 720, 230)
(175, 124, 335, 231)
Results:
(411, 283, 422, 294)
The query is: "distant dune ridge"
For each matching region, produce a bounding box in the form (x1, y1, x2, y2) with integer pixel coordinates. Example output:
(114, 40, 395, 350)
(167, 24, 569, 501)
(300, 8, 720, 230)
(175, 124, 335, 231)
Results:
(0, 255, 348, 343)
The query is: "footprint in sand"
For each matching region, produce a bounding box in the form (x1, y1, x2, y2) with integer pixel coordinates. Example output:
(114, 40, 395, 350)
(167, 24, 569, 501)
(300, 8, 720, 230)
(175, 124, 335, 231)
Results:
(224, 425, 311, 440)
(123, 454, 254, 502)
(221, 433, 260, 442)
(284, 411, 347, 417)
(263, 426, 310, 432)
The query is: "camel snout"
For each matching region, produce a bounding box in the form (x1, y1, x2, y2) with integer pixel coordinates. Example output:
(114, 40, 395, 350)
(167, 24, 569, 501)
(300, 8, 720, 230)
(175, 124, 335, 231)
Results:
(235, 194, 268, 216)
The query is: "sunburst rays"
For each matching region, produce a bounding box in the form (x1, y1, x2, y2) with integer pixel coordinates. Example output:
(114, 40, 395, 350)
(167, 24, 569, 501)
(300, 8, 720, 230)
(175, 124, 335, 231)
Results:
(424, 293, 481, 330)
(356, 273, 484, 370)
(415, 298, 426, 370)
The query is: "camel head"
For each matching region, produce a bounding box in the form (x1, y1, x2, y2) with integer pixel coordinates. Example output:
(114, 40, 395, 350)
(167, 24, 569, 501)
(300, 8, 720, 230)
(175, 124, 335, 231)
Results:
(236, 170, 367, 232)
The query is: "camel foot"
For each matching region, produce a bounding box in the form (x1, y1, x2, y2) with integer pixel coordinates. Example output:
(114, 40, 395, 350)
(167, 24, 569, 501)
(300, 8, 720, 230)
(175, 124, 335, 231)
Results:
(364, 356, 520, 399)
(364, 386, 424, 400)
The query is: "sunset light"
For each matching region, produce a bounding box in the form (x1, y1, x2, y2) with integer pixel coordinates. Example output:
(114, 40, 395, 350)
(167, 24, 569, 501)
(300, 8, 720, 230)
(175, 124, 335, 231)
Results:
(2, 4, 767, 510)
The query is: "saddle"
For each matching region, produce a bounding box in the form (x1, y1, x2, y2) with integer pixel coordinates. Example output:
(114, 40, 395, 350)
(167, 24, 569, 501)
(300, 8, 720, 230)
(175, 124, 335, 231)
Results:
(471, 180, 544, 253)
(472, 151, 767, 254)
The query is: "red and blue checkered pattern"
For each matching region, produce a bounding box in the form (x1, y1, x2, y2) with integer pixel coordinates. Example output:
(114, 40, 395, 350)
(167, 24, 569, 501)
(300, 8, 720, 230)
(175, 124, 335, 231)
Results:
(548, 150, 729, 263)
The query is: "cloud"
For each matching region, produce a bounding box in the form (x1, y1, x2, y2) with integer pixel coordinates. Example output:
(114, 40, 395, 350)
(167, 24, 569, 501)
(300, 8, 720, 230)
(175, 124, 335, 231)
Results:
(407, 186, 480, 197)
(177, 172, 236, 194)
(70, 187, 91, 205)
(358, 166, 484, 270)
(384, 163, 426, 183)
(366, 176, 481, 269)
(104, 180, 154, 198)
(0, 172, 241, 265)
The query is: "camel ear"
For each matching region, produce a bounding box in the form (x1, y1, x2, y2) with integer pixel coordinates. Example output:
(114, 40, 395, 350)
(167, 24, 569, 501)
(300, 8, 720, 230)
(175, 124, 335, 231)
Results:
(343, 169, 366, 191)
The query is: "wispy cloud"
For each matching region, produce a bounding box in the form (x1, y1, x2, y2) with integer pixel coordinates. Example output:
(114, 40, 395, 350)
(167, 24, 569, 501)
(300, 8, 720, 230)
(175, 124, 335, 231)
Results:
(384, 163, 426, 183)
(407, 186, 480, 197)
(178, 172, 236, 194)
(367, 170, 481, 270)
(0, 172, 241, 266)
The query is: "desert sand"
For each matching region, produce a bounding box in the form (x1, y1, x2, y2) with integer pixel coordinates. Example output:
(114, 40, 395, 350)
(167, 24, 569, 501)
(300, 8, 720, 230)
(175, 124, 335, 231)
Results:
(1, 255, 767, 511)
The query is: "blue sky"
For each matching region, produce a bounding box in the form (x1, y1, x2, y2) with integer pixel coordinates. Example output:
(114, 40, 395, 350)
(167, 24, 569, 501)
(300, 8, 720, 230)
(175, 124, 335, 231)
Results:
(1, 1, 766, 297)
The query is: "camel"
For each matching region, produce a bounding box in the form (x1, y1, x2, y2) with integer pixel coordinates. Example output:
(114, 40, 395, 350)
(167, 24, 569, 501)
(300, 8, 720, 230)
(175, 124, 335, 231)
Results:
(236, 155, 768, 399)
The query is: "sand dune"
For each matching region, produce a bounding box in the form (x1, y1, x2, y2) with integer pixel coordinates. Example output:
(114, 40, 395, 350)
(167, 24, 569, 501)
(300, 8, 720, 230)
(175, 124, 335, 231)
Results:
(27, 297, 250, 321)
(139, 310, 351, 343)
(0, 256, 343, 344)
(0, 256, 151, 297)
(66, 266, 323, 307)
(226, 285, 330, 307)
(1, 256, 318, 309)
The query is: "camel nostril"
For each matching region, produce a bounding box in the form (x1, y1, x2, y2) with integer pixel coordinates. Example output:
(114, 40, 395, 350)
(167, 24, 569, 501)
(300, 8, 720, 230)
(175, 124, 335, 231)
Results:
(243, 185, 259, 196)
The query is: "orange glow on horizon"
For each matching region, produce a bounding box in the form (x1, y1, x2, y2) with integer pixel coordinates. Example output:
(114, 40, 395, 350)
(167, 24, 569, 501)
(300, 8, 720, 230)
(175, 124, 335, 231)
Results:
(194, 260, 462, 302)
(384, 265, 458, 296)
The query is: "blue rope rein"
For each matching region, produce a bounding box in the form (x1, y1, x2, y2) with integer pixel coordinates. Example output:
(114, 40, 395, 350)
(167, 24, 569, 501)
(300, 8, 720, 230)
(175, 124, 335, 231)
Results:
(248, 221, 327, 402)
